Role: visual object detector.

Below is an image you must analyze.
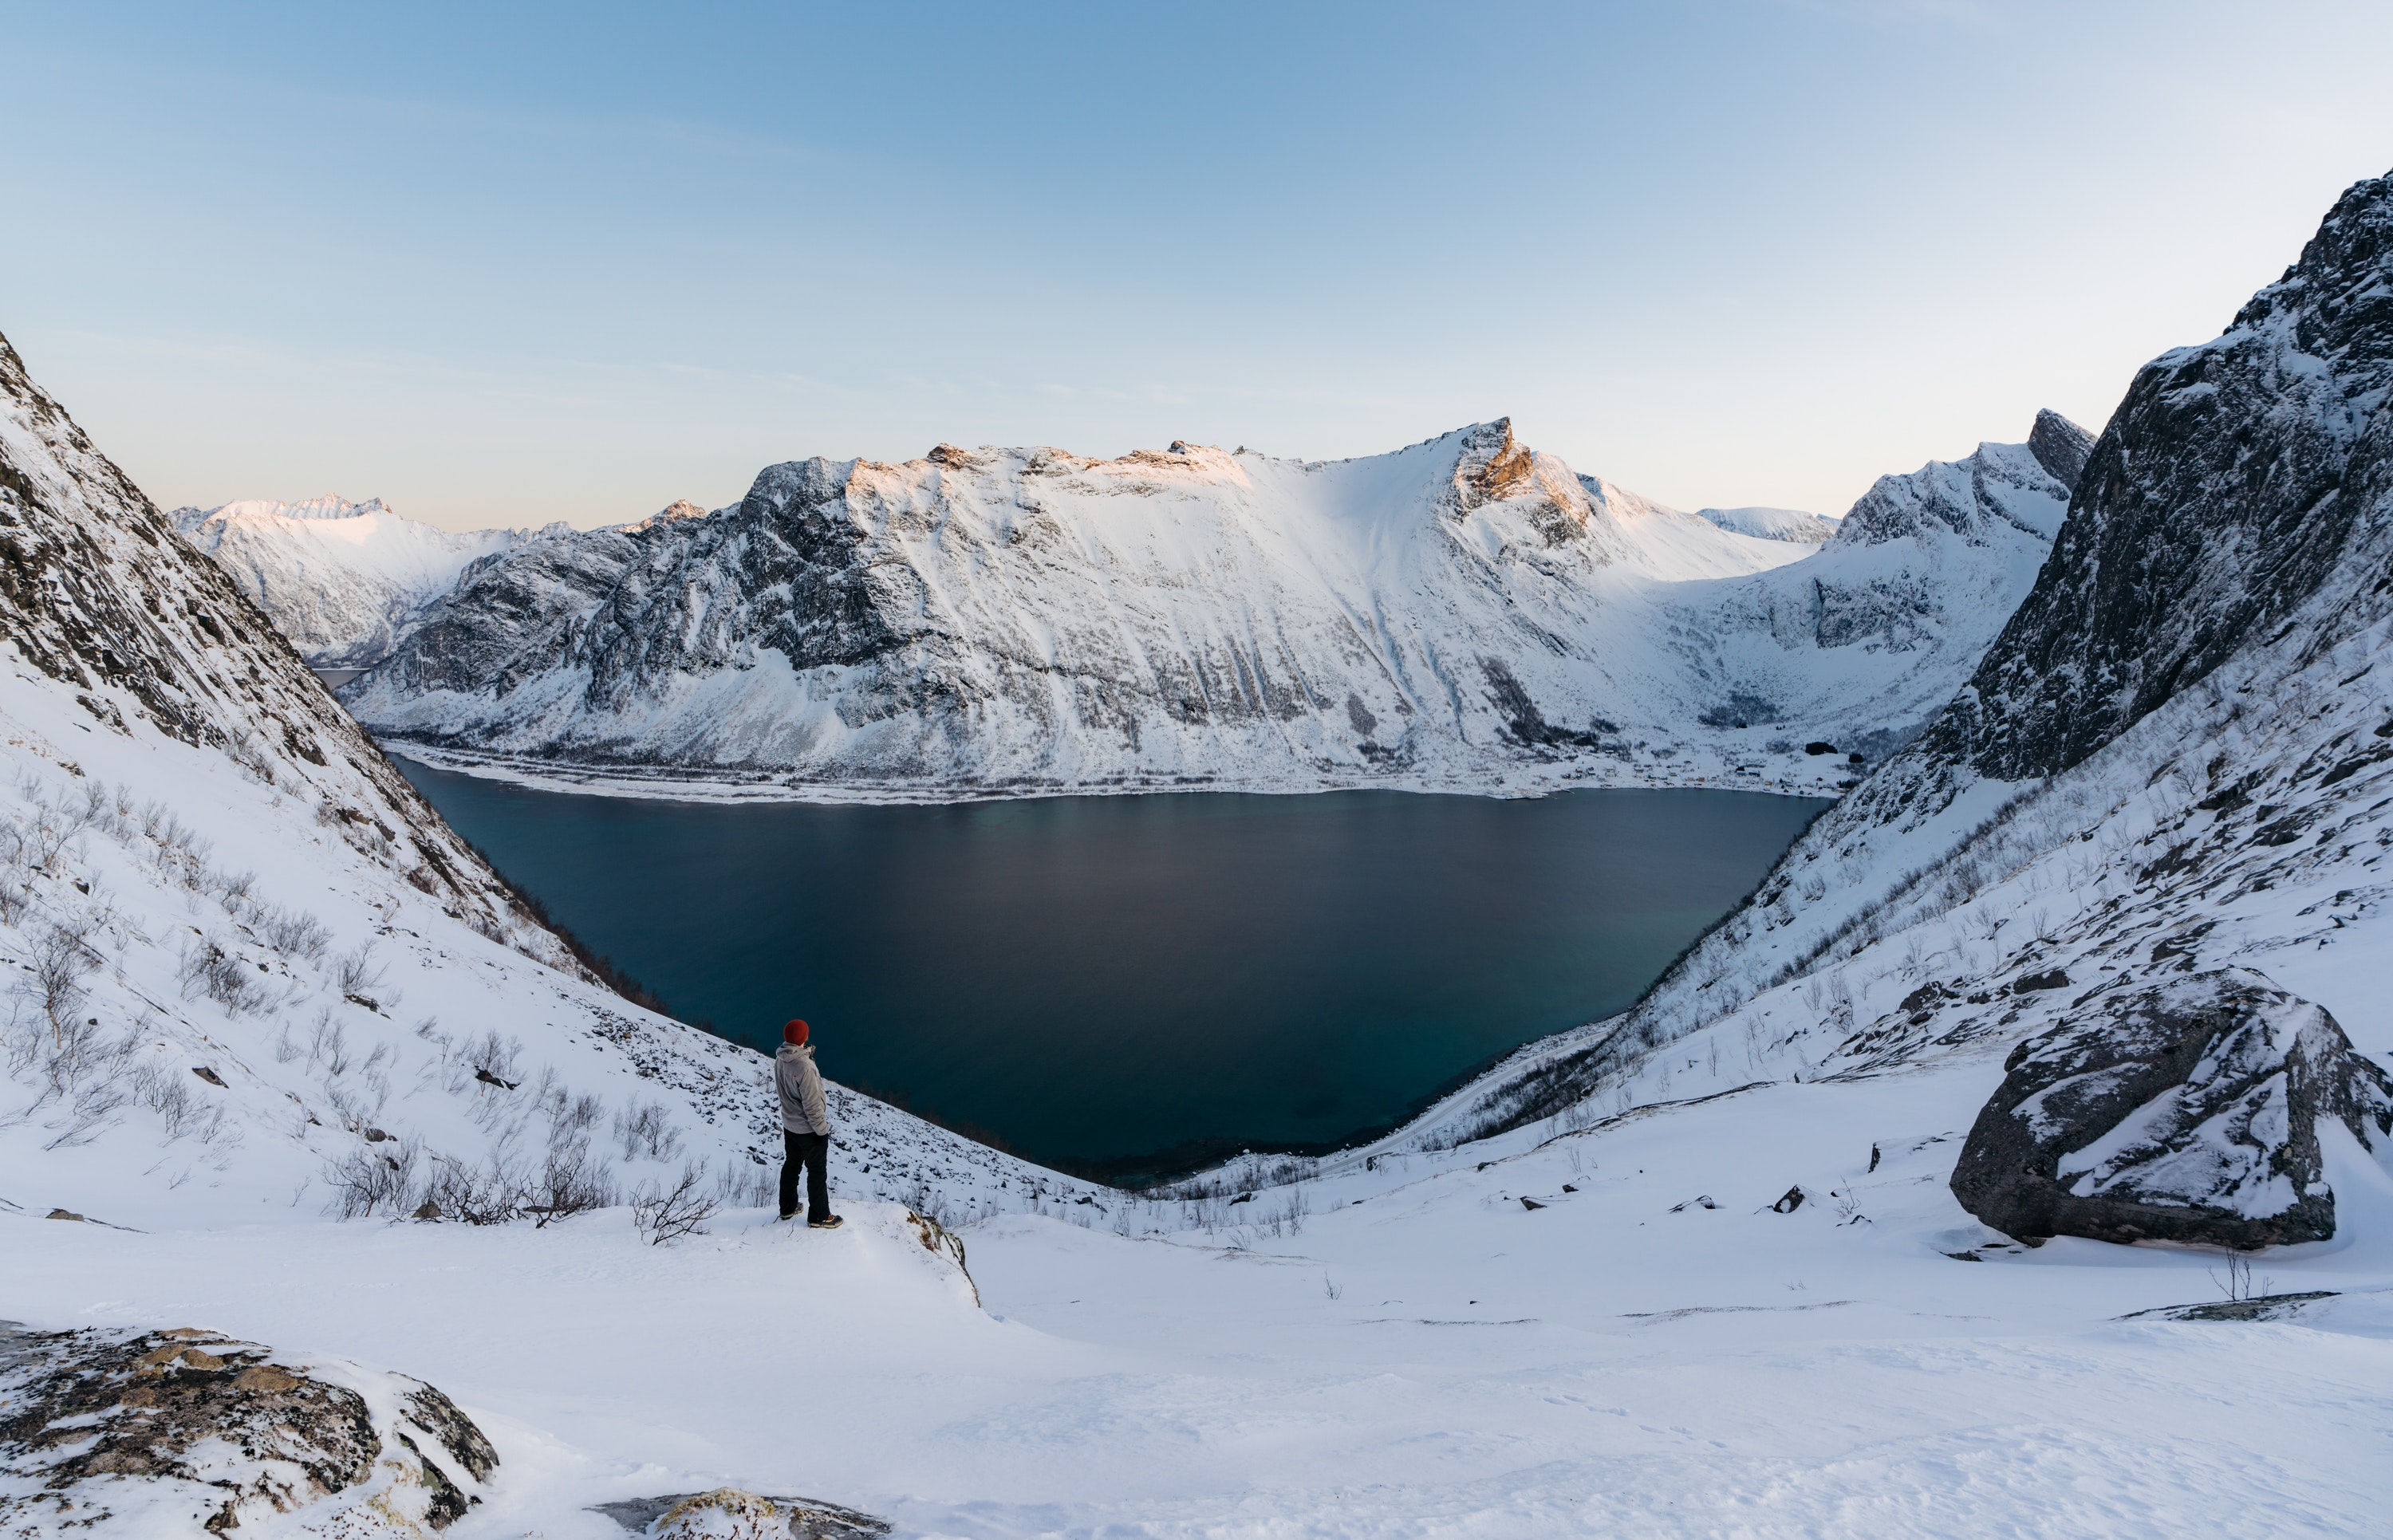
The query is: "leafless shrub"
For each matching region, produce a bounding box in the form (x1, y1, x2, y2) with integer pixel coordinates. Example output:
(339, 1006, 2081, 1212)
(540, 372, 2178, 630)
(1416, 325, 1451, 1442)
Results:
(26, 922, 98, 1043)
(133, 1059, 199, 1137)
(713, 1160, 773, 1211)
(3, 996, 128, 1102)
(551, 1090, 603, 1141)
(256, 906, 332, 963)
(463, 1029, 521, 1085)
(305, 1010, 351, 1075)
(176, 935, 269, 1014)
(419, 1152, 522, 1225)
(221, 733, 278, 787)
(43, 1075, 129, 1150)
(529, 1138, 618, 1227)
(333, 943, 385, 999)
(325, 1135, 422, 1219)
(632, 1162, 716, 1246)
(613, 1099, 684, 1163)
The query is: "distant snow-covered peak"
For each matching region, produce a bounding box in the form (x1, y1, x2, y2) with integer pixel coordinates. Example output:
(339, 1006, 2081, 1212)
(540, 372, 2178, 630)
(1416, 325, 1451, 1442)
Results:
(173, 494, 531, 668)
(1693, 506, 1840, 543)
(173, 494, 392, 531)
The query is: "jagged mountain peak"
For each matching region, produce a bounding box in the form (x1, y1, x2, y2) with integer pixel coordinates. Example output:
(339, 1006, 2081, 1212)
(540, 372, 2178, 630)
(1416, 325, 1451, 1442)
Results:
(1830, 411, 2085, 549)
(1937, 167, 2393, 782)
(2026, 408, 2095, 488)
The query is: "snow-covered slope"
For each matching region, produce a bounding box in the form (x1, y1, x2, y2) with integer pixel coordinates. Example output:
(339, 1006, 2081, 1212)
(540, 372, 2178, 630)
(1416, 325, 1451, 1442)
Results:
(0, 330, 1101, 1240)
(1695, 503, 1841, 542)
(1405, 173, 2393, 1202)
(172, 497, 530, 669)
(339, 417, 2078, 802)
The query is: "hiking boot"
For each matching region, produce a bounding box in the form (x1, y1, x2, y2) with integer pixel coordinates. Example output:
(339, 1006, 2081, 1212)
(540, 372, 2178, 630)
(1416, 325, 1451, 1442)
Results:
(806, 1215, 844, 1231)
(777, 1211, 797, 1223)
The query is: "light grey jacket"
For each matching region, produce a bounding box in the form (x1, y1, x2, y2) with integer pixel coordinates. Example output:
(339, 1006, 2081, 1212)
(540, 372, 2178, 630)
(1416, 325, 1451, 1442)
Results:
(775, 1042, 830, 1136)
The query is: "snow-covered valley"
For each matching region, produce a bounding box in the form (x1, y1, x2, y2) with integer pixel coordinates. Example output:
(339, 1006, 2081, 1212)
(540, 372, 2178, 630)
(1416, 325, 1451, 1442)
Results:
(9, 160, 2393, 1538)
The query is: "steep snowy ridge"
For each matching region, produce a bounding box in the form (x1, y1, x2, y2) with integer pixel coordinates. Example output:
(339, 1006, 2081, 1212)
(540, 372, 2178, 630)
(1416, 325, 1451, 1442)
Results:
(1694, 504, 1841, 543)
(173, 497, 530, 669)
(1397, 173, 2393, 1203)
(336, 416, 2077, 801)
(0, 329, 1101, 1237)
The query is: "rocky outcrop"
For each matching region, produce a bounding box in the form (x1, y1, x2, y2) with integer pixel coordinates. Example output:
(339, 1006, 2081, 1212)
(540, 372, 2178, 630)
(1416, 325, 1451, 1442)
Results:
(1949, 971, 2393, 1247)
(1935, 172, 2393, 781)
(593, 1487, 890, 1540)
(0, 1322, 496, 1535)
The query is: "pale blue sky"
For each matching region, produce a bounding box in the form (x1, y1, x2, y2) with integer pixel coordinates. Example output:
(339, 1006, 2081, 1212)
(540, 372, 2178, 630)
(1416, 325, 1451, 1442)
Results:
(6, 2, 2392, 530)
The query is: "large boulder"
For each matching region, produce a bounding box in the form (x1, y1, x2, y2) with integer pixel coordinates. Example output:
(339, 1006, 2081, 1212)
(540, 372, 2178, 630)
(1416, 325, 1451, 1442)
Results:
(1949, 970, 2393, 1248)
(0, 1322, 496, 1536)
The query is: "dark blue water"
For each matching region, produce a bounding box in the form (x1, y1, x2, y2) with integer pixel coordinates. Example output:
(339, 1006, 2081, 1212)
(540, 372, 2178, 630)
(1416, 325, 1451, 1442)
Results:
(395, 761, 1826, 1177)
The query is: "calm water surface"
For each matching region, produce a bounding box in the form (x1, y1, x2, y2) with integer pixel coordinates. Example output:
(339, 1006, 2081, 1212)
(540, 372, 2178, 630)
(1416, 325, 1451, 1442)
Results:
(396, 761, 1827, 1177)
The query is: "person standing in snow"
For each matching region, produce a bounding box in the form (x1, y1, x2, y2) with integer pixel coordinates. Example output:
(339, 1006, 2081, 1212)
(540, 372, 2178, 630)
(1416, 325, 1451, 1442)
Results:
(775, 1018, 841, 1229)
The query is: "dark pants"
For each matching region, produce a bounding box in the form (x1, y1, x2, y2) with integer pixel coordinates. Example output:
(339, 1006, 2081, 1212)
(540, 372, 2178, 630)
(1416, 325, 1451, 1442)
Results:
(780, 1130, 830, 1220)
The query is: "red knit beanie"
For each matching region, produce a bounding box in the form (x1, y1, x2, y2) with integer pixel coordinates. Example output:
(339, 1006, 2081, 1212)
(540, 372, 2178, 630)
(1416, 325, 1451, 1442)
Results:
(783, 1019, 809, 1046)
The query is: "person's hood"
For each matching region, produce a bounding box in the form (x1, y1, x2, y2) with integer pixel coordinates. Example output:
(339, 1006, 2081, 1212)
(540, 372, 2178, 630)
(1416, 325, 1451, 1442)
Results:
(776, 1042, 814, 1061)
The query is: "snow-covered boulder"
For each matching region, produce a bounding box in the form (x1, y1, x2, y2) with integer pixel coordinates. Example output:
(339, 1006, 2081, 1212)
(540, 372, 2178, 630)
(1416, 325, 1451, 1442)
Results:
(1949, 970, 2393, 1248)
(0, 1321, 495, 1535)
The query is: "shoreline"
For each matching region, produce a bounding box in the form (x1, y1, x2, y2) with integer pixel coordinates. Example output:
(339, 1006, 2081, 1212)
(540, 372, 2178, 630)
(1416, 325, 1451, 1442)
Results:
(377, 738, 1861, 808)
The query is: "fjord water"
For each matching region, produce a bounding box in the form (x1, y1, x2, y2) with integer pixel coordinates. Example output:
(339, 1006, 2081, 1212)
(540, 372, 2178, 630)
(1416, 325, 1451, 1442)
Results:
(396, 762, 1827, 1177)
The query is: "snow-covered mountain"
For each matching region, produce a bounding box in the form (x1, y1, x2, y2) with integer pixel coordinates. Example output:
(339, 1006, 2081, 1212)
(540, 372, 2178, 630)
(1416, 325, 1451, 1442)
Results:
(171, 496, 532, 669)
(335, 416, 2081, 800)
(1693, 503, 1841, 542)
(0, 329, 1099, 1242)
(13, 169, 2393, 1538)
(1405, 171, 2393, 1252)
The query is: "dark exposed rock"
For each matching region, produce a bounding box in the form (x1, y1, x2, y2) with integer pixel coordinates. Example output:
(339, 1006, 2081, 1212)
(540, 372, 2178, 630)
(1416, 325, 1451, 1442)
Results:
(1933, 171, 2393, 781)
(2026, 407, 2096, 490)
(592, 1488, 891, 1540)
(0, 1322, 495, 1534)
(2120, 1290, 2338, 1322)
(1950, 970, 2393, 1248)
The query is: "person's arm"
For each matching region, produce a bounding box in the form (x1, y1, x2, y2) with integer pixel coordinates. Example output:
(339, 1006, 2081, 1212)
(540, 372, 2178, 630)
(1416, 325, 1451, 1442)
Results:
(802, 1058, 830, 1135)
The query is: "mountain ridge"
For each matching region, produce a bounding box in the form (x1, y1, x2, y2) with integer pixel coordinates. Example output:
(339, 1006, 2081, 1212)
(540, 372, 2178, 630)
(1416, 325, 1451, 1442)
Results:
(318, 413, 2082, 802)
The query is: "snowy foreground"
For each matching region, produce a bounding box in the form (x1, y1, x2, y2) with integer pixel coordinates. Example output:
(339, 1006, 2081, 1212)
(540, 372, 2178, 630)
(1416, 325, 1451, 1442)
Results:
(13, 1075, 2393, 1536)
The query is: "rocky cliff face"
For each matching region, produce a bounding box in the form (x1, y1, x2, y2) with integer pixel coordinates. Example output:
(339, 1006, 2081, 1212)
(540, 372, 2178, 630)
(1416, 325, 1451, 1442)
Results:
(1935, 179, 2393, 781)
(332, 417, 2071, 799)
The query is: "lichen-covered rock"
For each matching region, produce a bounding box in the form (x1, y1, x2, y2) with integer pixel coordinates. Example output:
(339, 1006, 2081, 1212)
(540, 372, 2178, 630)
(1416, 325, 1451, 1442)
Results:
(595, 1487, 889, 1540)
(1949, 970, 2393, 1247)
(0, 1322, 496, 1537)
